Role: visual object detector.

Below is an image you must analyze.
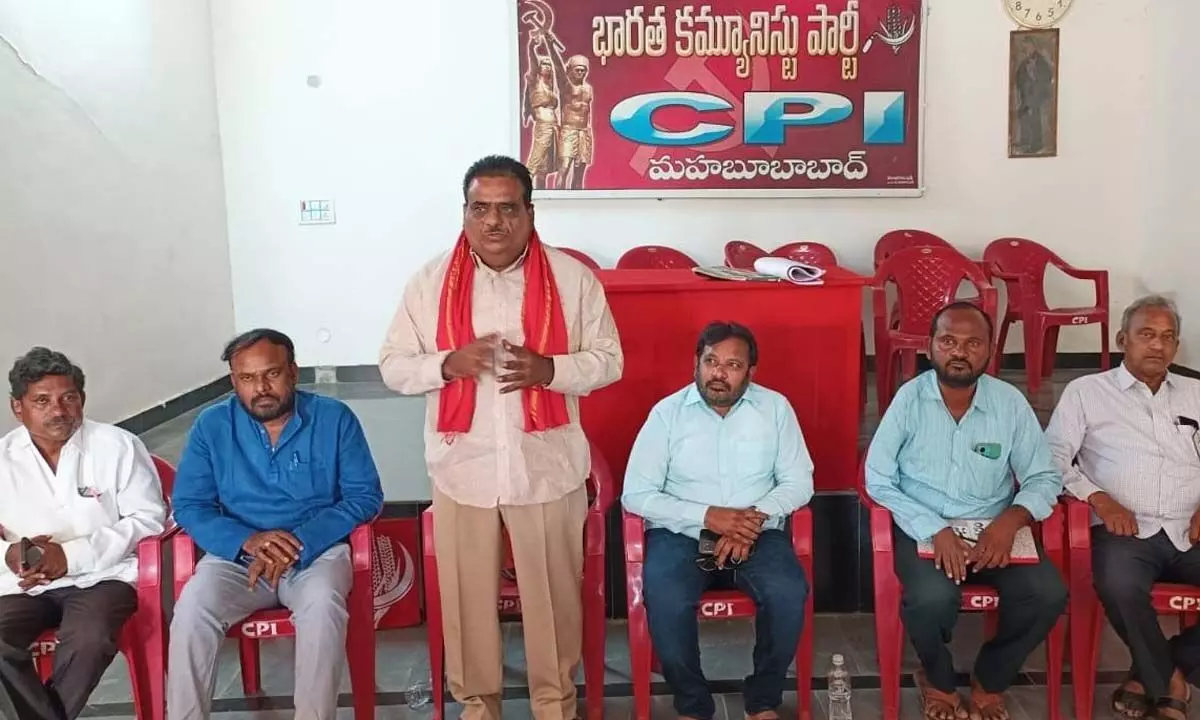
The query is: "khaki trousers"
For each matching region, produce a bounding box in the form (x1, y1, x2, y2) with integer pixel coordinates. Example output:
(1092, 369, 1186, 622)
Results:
(433, 484, 587, 720)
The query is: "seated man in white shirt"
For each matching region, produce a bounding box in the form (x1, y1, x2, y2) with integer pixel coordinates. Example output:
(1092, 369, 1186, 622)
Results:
(622, 322, 815, 720)
(0, 347, 167, 720)
(1047, 295, 1200, 720)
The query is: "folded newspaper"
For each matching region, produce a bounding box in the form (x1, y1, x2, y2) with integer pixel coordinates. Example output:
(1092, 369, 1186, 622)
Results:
(916, 518, 1039, 564)
(753, 257, 826, 285)
(692, 258, 826, 285)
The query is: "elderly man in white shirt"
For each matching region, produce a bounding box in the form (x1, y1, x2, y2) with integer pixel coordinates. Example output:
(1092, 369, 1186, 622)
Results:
(1047, 295, 1200, 720)
(0, 348, 166, 720)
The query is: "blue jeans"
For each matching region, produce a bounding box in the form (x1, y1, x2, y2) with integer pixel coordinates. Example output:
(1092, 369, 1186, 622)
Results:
(643, 528, 809, 719)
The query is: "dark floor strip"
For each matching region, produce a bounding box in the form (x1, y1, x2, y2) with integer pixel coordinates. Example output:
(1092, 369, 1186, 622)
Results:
(78, 670, 1129, 716)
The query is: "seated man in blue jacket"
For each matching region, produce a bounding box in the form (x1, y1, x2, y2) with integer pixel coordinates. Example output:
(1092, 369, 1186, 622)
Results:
(622, 322, 814, 720)
(167, 329, 383, 720)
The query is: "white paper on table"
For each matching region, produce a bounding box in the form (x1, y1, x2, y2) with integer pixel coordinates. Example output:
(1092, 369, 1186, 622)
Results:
(752, 257, 826, 285)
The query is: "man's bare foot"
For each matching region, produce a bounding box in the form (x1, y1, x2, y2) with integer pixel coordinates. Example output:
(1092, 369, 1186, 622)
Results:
(1112, 677, 1150, 718)
(1153, 671, 1191, 720)
(916, 670, 968, 720)
(968, 680, 1009, 720)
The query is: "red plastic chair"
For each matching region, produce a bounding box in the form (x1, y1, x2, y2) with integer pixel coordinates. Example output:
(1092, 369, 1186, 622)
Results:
(421, 442, 615, 720)
(983, 238, 1111, 395)
(624, 508, 815, 720)
(30, 456, 176, 720)
(872, 246, 998, 414)
(616, 245, 697, 270)
(1065, 498, 1200, 720)
(858, 459, 1066, 720)
(171, 524, 377, 719)
(723, 240, 768, 270)
(557, 247, 603, 270)
(771, 242, 839, 268)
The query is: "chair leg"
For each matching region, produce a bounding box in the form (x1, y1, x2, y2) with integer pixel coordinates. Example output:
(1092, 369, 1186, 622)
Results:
(627, 571, 653, 720)
(139, 608, 167, 720)
(1071, 595, 1103, 720)
(347, 587, 377, 719)
(1046, 613, 1066, 720)
(1042, 325, 1061, 379)
(122, 646, 148, 720)
(797, 583, 815, 720)
(1023, 318, 1045, 396)
(877, 345, 894, 416)
(996, 316, 1013, 359)
(582, 553, 606, 720)
(873, 569, 904, 720)
(1099, 321, 1112, 371)
(238, 638, 261, 695)
(423, 546, 446, 720)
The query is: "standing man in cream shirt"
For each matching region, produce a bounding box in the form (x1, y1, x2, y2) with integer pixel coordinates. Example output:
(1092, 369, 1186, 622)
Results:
(380, 155, 623, 720)
(1047, 295, 1200, 720)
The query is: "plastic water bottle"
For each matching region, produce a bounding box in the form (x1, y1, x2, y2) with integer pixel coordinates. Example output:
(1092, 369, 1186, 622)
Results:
(828, 654, 852, 720)
(405, 666, 433, 714)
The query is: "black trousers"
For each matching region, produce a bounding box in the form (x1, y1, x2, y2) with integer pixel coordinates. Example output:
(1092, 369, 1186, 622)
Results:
(1092, 527, 1200, 700)
(0, 580, 137, 720)
(892, 524, 1068, 694)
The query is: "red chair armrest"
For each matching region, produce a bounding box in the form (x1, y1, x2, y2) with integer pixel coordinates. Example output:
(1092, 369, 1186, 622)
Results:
(349, 524, 373, 573)
(1039, 502, 1065, 554)
(623, 511, 646, 564)
(789, 507, 813, 560)
(171, 531, 198, 600)
(1057, 263, 1109, 307)
(1066, 496, 1093, 551)
(135, 524, 181, 591)
(587, 441, 616, 515)
(858, 492, 895, 553)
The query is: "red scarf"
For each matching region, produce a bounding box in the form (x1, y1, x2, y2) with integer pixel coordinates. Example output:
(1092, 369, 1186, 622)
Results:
(436, 230, 570, 434)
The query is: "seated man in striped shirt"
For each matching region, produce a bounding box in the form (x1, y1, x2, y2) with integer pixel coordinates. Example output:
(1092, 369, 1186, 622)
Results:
(622, 322, 814, 720)
(1047, 295, 1200, 720)
(866, 302, 1066, 720)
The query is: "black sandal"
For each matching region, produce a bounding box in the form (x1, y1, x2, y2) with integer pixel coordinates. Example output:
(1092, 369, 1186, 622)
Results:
(1113, 684, 1151, 718)
(1152, 693, 1190, 720)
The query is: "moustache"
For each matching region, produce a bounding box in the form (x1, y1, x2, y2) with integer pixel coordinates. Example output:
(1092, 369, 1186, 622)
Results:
(706, 381, 730, 391)
(253, 394, 280, 404)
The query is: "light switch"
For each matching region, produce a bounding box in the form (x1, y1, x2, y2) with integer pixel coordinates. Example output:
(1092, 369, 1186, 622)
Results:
(300, 199, 336, 225)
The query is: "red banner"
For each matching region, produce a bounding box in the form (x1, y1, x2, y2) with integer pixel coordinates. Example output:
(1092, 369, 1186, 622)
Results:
(516, 0, 924, 196)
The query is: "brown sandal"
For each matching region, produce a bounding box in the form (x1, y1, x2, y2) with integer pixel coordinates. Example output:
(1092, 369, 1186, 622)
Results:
(916, 670, 968, 720)
(968, 681, 1009, 720)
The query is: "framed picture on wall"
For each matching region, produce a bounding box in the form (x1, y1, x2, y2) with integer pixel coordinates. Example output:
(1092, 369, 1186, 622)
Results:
(1008, 28, 1059, 158)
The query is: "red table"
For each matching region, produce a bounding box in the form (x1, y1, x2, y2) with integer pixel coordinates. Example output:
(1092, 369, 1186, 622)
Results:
(581, 268, 866, 493)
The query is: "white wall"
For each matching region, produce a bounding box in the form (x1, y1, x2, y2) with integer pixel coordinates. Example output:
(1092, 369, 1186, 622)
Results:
(1140, 2, 1200, 366)
(0, 0, 234, 431)
(213, 0, 1160, 366)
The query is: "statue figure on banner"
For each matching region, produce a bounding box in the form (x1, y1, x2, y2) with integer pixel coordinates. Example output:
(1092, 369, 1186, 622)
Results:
(523, 30, 561, 190)
(552, 51, 595, 190)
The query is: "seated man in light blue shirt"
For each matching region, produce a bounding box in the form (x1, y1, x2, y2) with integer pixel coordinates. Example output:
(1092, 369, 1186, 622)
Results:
(866, 302, 1066, 720)
(623, 322, 814, 720)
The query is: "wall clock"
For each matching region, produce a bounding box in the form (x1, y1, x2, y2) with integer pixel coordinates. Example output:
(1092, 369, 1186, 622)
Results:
(1004, 0, 1073, 29)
